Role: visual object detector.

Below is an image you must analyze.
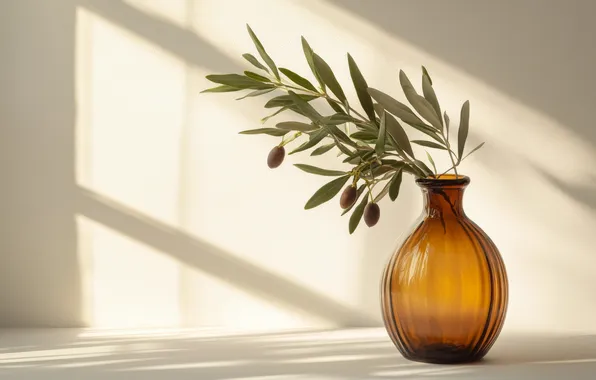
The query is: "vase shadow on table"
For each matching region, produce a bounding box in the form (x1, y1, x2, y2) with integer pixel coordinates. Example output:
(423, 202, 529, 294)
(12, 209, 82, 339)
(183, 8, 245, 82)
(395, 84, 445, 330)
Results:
(1, 331, 596, 380)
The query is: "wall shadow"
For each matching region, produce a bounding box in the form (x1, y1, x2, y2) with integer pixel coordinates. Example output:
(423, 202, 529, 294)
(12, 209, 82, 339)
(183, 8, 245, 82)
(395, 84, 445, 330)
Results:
(77, 187, 377, 327)
(326, 0, 596, 146)
(0, 0, 81, 326)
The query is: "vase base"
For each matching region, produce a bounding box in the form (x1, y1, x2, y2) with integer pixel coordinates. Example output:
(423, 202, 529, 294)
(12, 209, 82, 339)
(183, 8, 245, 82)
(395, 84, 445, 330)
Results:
(403, 343, 484, 365)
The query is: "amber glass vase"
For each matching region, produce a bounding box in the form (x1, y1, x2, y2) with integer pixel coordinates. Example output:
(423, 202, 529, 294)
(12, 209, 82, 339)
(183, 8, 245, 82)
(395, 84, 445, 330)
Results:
(381, 175, 508, 364)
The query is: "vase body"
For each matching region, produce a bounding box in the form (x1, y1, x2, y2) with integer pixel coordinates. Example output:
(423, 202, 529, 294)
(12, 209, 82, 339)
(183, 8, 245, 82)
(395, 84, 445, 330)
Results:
(381, 175, 508, 364)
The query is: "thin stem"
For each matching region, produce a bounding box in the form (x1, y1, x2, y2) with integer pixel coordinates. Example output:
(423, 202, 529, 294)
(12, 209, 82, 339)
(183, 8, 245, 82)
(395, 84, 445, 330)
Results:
(440, 130, 459, 178)
(280, 131, 302, 147)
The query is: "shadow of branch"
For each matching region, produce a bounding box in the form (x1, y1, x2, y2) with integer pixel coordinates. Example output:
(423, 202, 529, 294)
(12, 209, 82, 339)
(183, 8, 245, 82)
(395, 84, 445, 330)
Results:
(75, 187, 377, 327)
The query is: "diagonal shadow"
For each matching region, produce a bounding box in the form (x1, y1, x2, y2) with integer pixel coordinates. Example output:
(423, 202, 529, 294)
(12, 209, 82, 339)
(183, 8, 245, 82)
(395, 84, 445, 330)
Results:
(75, 187, 377, 327)
(77, 0, 243, 73)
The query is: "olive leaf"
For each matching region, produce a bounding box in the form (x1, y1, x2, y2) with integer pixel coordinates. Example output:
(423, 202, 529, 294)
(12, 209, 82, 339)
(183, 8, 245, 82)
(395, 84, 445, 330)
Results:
(294, 164, 346, 176)
(236, 88, 275, 100)
(351, 131, 377, 141)
(311, 143, 335, 156)
(279, 68, 317, 92)
(201, 85, 242, 93)
(276, 121, 318, 132)
(414, 159, 433, 177)
(457, 100, 470, 160)
(206, 74, 273, 89)
(261, 106, 290, 123)
(412, 140, 447, 150)
(304, 175, 350, 210)
(444, 111, 450, 136)
(327, 100, 345, 113)
(399, 70, 442, 131)
(288, 90, 322, 122)
(246, 25, 279, 80)
(421, 69, 442, 130)
(461, 142, 485, 161)
(242, 53, 269, 73)
(373, 181, 391, 203)
(239, 128, 288, 136)
(389, 169, 403, 201)
(368, 88, 426, 127)
(265, 94, 318, 109)
(426, 151, 437, 175)
(342, 184, 366, 215)
(331, 135, 354, 156)
(244, 71, 270, 82)
(328, 125, 358, 147)
(348, 54, 376, 123)
(375, 112, 387, 156)
(422, 66, 432, 85)
(301, 37, 325, 90)
(313, 53, 346, 102)
(290, 127, 329, 154)
(349, 192, 369, 234)
(384, 112, 414, 158)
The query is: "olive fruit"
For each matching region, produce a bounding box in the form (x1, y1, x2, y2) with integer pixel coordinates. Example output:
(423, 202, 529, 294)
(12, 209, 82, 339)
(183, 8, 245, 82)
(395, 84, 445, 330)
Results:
(364, 202, 380, 227)
(340, 185, 358, 209)
(267, 146, 285, 168)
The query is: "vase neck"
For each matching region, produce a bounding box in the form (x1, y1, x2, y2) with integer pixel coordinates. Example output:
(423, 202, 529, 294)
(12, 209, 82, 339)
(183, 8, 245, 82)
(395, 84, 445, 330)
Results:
(416, 175, 470, 218)
(422, 187, 465, 218)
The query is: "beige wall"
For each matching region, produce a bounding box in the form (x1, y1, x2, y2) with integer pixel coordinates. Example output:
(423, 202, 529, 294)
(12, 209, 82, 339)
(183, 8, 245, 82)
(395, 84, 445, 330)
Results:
(0, 0, 594, 334)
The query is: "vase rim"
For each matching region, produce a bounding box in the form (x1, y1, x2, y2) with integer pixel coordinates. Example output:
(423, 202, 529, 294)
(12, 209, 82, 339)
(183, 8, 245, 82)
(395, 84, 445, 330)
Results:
(416, 174, 470, 188)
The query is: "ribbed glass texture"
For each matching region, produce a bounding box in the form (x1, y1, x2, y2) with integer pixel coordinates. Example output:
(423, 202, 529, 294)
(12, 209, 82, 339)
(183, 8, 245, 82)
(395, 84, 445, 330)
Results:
(381, 175, 508, 364)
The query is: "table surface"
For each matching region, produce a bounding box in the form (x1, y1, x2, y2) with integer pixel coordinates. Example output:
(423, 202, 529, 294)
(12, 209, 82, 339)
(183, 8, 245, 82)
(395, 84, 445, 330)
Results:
(0, 328, 594, 379)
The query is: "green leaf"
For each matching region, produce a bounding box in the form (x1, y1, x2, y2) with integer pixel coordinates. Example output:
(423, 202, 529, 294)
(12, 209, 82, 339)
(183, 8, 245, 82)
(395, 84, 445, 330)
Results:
(444, 111, 450, 136)
(264, 94, 318, 109)
(319, 113, 355, 125)
(261, 106, 290, 123)
(239, 128, 288, 136)
(351, 131, 377, 141)
(301, 37, 325, 90)
(457, 100, 470, 159)
(375, 112, 387, 156)
(331, 135, 354, 156)
(201, 85, 242, 93)
(384, 113, 414, 158)
(342, 184, 366, 215)
(421, 69, 442, 130)
(206, 74, 272, 89)
(327, 99, 345, 113)
(313, 53, 346, 102)
(244, 71, 270, 82)
(399, 70, 442, 131)
(368, 88, 426, 127)
(290, 128, 329, 154)
(349, 192, 369, 234)
(279, 68, 317, 92)
(411, 140, 447, 150)
(288, 91, 322, 122)
(276, 121, 318, 132)
(426, 151, 437, 175)
(374, 180, 392, 203)
(311, 143, 335, 156)
(242, 53, 269, 73)
(347, 54, 376, 122)
(373, 103, 442, 145)
(236, 88, 274, 100)
(414, 159, 433, 177)
(246, 25, 279, 80)
(294, 164, 346, 176)
(389, 169, 403, 201)
(462, 142, 485, 161)
(422, 66, 432, 85)
(305, 175, 350, 210)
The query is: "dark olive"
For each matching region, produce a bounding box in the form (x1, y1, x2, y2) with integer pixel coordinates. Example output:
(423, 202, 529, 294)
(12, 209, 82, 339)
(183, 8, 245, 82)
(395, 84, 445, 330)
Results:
(364, 202, 380, 227)
(267, 146, 285, 168)
(339, 185, 358, 209)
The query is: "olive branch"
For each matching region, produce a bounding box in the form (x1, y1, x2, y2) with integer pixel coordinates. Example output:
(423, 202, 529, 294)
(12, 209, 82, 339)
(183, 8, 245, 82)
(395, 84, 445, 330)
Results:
(202, 25, 484, 234)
